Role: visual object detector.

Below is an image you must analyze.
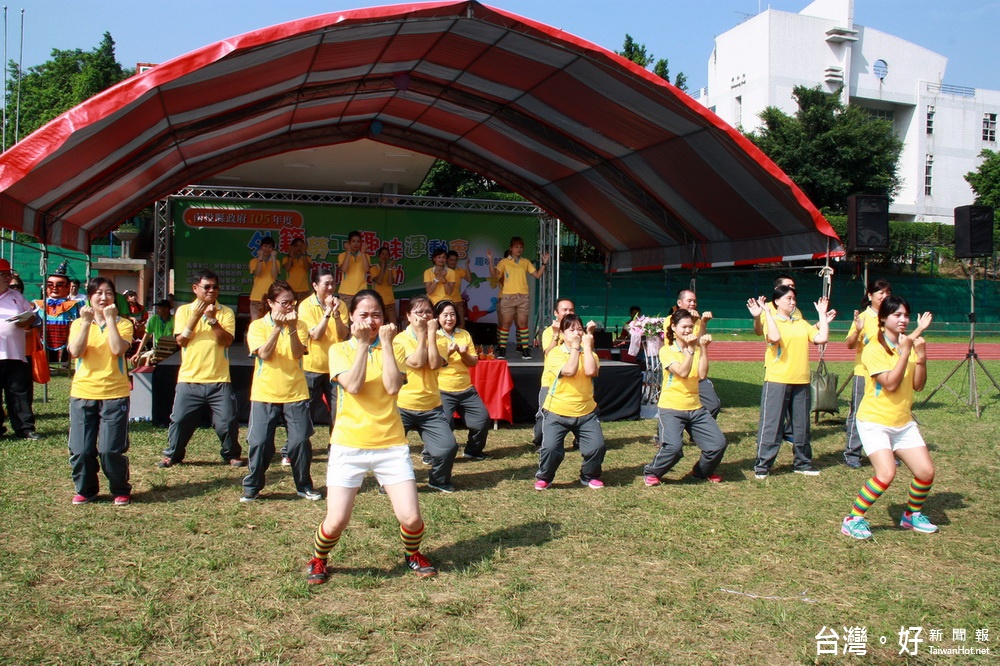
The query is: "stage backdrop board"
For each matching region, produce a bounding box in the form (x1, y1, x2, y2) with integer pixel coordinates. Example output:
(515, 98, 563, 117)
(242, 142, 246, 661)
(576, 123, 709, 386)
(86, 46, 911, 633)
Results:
(171, 199, 538, 325)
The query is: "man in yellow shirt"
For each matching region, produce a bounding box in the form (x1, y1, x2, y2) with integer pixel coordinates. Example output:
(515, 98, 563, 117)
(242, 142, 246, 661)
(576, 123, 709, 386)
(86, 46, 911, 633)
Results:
(486, 236, 549, 360)
(282, 237, 312, 301)
(297, 267, 348, 435)
(248, 236, 279, 321)
(158, 269, 245, 468)
(446, 250, 471, 326)
(337, 231, 371, 300)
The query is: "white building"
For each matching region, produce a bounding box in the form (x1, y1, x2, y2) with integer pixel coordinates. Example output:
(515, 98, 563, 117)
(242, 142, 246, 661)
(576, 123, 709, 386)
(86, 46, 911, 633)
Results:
(698, 0, 999, 224)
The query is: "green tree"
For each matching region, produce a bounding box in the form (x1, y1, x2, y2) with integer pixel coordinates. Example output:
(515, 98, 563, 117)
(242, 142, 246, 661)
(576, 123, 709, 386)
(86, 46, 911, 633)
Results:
(965, 149, 1000, 209)
(5, 32, 131, 146)
(746, 86, 903, 213)
(413, 160, 518, 199)
(616, 34, 686, 91)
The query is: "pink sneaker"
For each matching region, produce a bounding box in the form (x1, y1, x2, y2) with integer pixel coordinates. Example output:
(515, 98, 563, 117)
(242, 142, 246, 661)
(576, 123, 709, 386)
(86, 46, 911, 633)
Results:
(644, 475, 661, 487)
(533, 479, 550, 491)
(113, 495, 132, 506)
(582, 478, 605, 489)
(706, 474, 723, 483)
(72, 494, 95, 505)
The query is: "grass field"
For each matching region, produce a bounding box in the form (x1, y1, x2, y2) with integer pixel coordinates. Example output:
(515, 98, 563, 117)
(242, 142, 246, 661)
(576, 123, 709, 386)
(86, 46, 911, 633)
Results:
(1, 362, 998, 665)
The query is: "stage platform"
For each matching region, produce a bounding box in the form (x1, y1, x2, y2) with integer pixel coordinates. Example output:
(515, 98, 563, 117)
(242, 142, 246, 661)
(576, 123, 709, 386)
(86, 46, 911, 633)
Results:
(131, 344, 642, 426)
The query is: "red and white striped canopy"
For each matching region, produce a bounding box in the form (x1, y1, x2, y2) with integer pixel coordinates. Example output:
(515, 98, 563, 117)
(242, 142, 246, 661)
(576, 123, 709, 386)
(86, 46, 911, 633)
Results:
(0, 1, 841, 271)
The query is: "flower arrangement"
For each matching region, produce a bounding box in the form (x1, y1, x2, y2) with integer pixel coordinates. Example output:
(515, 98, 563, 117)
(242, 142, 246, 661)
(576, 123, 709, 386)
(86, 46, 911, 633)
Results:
(627, 315, 665, 340)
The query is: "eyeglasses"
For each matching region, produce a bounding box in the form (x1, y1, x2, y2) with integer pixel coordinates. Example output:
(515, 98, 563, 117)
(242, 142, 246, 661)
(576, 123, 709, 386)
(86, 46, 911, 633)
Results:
(46, 281, 68, 288)
(0, 271, 11, 277)
(276, 300, 296, 307)
(197, 283, 220, 291)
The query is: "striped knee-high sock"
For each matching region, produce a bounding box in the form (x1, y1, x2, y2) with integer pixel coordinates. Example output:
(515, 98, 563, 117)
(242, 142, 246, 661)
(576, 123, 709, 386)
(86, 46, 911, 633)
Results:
(312, 523, 341, 560)
(516, 327, 529, 349)
(906, 477, 934, 513)
(400, 522, 425, 556)
(497, 327, 510, 347)
(850, 476, 890, 517)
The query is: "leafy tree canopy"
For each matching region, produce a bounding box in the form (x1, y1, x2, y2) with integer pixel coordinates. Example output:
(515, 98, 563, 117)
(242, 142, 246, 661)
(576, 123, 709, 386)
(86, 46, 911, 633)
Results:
(4, 32, 131, 146)
(746, 86, 903, 214)
(615, 34, 687, 92)
(965, 149, 1000, 210)
(413, 159, 521, 199)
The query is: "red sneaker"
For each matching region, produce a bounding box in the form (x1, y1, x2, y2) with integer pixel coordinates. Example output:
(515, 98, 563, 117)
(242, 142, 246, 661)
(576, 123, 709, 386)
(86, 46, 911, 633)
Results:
(405, 552, 438, 578)
(307, 557, 329, 584)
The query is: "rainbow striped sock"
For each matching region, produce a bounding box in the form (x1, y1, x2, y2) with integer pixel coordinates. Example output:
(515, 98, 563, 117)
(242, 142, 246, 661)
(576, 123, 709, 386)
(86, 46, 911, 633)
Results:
(498, 327, 510, 346)
(906, 477, 934, 513)
(850, 476, 890, 517)
(312, 523, 341, 560)
(516, 327, 529, 348)
(400, 522, 425, 556)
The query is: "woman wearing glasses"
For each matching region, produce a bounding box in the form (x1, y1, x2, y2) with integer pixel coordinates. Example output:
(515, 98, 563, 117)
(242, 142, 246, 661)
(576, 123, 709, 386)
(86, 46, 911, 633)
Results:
(240, 281, 319, 502)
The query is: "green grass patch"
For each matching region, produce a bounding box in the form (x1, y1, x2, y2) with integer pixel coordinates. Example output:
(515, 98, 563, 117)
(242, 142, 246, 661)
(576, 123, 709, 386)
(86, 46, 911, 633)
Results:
(1, 367, 998, 663)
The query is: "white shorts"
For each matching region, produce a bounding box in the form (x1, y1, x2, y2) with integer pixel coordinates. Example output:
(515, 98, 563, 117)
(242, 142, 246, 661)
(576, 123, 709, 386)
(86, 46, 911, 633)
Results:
(326, 444, 415, 488)
(857, 420, 926, 456)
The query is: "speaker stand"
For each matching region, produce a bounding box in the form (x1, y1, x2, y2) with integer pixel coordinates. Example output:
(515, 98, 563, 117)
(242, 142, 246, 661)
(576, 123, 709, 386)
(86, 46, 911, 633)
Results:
(921, 261, 1000, 417)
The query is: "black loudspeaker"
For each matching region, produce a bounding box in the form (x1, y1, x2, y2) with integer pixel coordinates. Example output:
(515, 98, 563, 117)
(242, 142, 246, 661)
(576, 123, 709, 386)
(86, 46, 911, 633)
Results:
(847, 194, 890, 253)
(954, 205, 994, 258)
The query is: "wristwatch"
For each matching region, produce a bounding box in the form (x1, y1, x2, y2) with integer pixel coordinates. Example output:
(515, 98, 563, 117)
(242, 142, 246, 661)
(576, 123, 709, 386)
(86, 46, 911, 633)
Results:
(205, 318, 218, 326)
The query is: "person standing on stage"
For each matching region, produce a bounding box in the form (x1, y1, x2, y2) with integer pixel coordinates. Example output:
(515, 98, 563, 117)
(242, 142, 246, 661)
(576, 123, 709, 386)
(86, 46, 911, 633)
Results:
(668, 289, 721, 418)
(843, 278, 892, 468)
(435, 300, 491, 460)
(66, 277, 134, 505)
(241, 281, 319, 502)
(158, 269, 245, 469)
(248, 236, 279, 321)
(282, 237, 312, 302)
(424, 248, 456, 307)
(841, 297, 937, 539)
(486, 237, 549, 360)
(746, 286, 831, 479)
(446, 250, 471, 326)
(0, 260, 40, 440)
(643, 309, 728, 485)
(534, 314, 607, 490)
(297, 268, 348, 439)
(306, 289, 437, 584)
(369, 245, 398, 325)
(337, 231, 370, 301)
(396, 295, 459, 493)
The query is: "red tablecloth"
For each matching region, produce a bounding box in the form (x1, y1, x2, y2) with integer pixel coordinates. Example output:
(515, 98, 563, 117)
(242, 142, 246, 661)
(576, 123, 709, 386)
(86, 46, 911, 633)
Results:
(468, 359, 513, 423)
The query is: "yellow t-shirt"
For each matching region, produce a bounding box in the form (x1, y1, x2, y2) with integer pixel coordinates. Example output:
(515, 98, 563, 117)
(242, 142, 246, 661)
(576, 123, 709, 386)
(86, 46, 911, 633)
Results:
(283, 255, 311, 293)
(453, 267, 469, 289)
(436, 328, 474, 393)
(757, 303, 803, 334)
(248, 257, 277, 300)
(247, 317, 309, 403)
(329, 339, 408, 449)
(423, 267, 457, 305)
(847, 307, 880, 377)
(337, 251, 367, 296)
(857, 341, 918, 427)
(176, 302, 236, 384)
(542, 345, 598, 417)
(395, 328, 443, 412)
(297, 295, 348, 375)
(540, 326, 560, 386)
(497, 256, 537, 296)
(369, 264, 396, 305)
(69, 318, 134, 400)
(763, 314, 817, 384)
(658, 344, 701, 411)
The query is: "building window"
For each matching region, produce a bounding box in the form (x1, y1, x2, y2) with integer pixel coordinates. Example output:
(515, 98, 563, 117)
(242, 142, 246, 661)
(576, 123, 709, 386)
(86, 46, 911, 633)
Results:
(867, 108, 895, 123)
(926, 106, 935, 135)
(734, 96, 742, 127)
(924, 155, 933, 196)
(984, 113, 997, 142)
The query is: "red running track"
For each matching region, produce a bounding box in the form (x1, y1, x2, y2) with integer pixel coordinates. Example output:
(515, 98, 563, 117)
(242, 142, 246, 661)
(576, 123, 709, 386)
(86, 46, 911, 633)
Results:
(706, 341, 1000, 362)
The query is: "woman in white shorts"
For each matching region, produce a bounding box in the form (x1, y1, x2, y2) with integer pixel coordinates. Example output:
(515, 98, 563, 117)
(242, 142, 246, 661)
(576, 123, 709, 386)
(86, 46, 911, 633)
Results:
(305, 289, 438, 583)
(841, 295, 936, 540)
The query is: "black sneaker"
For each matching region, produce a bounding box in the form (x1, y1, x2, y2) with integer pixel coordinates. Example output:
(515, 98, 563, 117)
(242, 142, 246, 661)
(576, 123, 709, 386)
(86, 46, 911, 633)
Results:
(421, 452, 432, 466)
(156, 457, 175, 469)
(405, 552, 438, 578)
(427, 481, 456, 493)
(521, 347, 532, 360)
(307, 557, 329, 584)
(496, 346, 506, 359)
(462, 452, 490, 461)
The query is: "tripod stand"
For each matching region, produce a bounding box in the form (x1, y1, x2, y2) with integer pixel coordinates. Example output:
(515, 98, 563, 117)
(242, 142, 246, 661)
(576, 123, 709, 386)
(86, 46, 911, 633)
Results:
(921, 261, 1000, 417)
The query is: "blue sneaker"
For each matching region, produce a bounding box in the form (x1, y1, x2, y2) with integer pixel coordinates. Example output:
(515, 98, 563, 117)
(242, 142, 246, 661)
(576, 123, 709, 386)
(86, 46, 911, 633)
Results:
(841, 516, 872, 540)
(899, 511, 938, 534)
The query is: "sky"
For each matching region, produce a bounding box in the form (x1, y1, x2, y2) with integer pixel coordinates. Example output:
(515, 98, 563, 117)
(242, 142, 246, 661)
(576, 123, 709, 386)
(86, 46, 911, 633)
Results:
(3, 0, 1000, 92)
